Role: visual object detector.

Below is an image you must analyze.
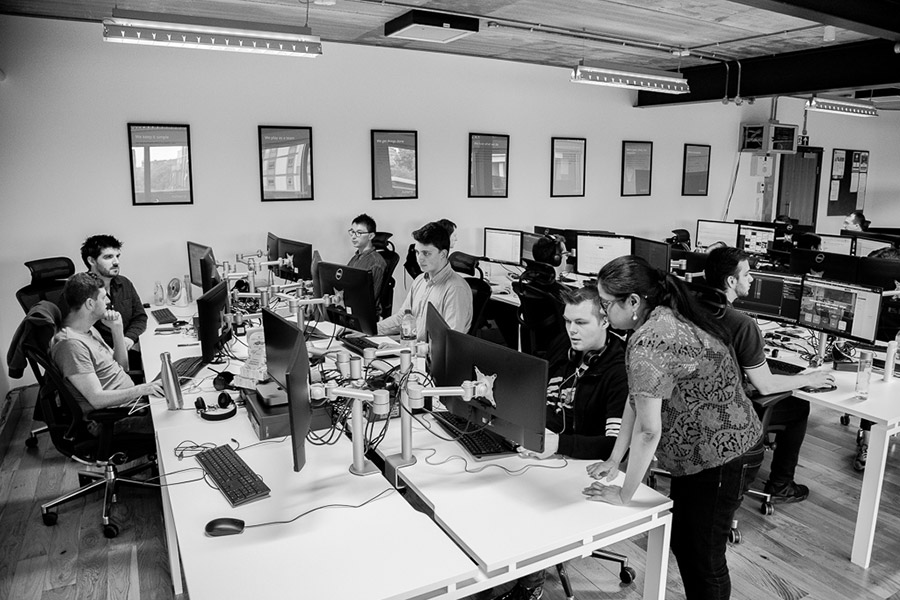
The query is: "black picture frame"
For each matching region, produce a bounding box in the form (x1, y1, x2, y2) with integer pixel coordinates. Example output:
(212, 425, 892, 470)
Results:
(128, 123, 193, 205)
(258, 126, 314, 201)
(371, 130, 418, 200)
(551, 137, 586, 197)
(621, 141, 652, 197)
(682, 144, 711, 196)
(468, 133, 509, 197)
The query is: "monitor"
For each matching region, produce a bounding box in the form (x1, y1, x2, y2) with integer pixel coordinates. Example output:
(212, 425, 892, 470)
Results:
(695, 220, 739, 252)
(733, 271, 803, 324)
(316, 262, 378, 335)
(187, 241, 221, 292)
(858, 257, 900, 342)
(521, 232, 543, 263)
(437, 329, 548, 453)
(817, 234, 854, 256)
(854, 235, 894, 258)
(275, 236, 313, 282)
(632, 237, 670, 272)
(575, 233, 632, 276)
(284, 332, 311, 472)
(266, 232, 279, 271)
(425, 303, 451, 410)
(533, 226, 577, 266)
(798, 277, 882, 344)
(669, 248, 709, 280)
(196, 280, 232, 363)
(262, 308, 301, 389)
(789, 249, 859, 284)
(483, 227, 522, 265)
(737, 224, 776, 256)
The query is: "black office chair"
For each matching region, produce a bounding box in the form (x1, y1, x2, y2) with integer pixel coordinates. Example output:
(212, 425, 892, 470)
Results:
(449, 251, 492, 336)
(373, 232, 400, 317)
(512, 276, 568, 360)
(403, 242, 421, 280)
(18, 303, 158, 539)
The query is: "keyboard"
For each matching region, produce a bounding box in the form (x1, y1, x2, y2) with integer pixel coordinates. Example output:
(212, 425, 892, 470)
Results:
(433, 411, 516, 460)
(767, 357, 805, 376)
(151, 308, 177, 324)
(154, 355, 206, 382)
(340, 335, 380, 356)
(195, 444, 271, 507)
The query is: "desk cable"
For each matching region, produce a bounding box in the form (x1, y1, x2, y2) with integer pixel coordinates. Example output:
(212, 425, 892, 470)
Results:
(243, 488, 397, 531)
(417, 447, 569, 476)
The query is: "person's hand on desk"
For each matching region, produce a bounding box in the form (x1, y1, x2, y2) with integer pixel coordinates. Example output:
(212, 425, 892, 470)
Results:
(139, 381, 164, 398)
(797, 369, 836, 391)
(582, 481, 627, 506)
(517, 430, 559, 459)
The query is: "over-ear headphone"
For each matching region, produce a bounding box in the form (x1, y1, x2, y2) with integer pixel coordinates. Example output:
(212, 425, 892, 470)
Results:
(194, 393, 237, 421)
(213, 371, 236, 391)
(567, 348, 604, 367)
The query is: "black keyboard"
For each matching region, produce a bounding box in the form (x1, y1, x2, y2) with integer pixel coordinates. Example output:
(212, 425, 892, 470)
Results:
(195, 444, 271, 507)
(154, 355, 206, 383)
(340, 335, 380, 356)
(152, 308, 177, 324)
(433, 412, 516, 460)
(767, 357, 805, 375)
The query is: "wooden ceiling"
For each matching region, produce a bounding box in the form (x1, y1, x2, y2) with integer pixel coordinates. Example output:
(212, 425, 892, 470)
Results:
(4, 0, 900, 108)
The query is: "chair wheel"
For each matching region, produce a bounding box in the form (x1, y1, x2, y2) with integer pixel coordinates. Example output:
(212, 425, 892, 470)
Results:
(619, 566, 637, 584)
(729, 528, 742, 544)
(760, 502, 774, 516)
(103, 523, 119, 538)
(42, 512, 58, 526)
(840, 414, 851, 426)
(25, 436, 39, 449)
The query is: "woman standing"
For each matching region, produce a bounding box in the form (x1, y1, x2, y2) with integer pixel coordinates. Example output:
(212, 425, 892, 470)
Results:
(583, 255, 763, 600)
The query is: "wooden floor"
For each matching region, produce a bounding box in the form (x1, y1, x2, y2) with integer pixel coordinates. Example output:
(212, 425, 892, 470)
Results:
(1, 384, 899, 600)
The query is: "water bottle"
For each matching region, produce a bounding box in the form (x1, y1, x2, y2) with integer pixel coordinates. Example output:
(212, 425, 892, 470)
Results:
(400, 309, 416, 340)
(856, 350, 873, 399)
(159, 352, 184, 410)
(183, 275, 193, 303)
(153, 281, 165, 306)
(884, 341, 897, 382)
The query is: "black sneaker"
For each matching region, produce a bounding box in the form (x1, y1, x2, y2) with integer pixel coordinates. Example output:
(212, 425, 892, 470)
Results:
(763, 480, 810, 503)
(494, 585, 544, 600)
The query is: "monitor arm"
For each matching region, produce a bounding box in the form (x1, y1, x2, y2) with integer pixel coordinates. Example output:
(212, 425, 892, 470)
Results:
(313, 383, 390, 476)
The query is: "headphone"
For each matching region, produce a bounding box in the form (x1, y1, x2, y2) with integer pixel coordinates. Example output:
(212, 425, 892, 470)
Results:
(213, 371, 236, 391)
(194, 393, 237, 421)
(567, 347, 605, 367)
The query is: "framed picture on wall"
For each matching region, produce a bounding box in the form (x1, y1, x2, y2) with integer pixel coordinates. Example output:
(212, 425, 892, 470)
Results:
(551, 137, 586, 197)
(128, 123, 193, 205)
(621, 141, 652, 196)
(468, 133, 509, 197)
(258, 126, 314, 201)
(371, 130, 418, 200)
(681, 144, 710, 196)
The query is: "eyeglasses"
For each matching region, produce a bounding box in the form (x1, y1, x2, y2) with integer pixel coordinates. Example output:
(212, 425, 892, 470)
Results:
(348, 229, 371, 238)
(598, 297, 621, 312)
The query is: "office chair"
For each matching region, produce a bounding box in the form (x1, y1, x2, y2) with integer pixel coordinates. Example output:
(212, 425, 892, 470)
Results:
(512, 275, 567, 360)
(19, 304, 158, 539)
(449, 252, 492, 336)
(372, 232, 400, 316)
(13, 257, 76, 447)
(403, 243, 422, 280)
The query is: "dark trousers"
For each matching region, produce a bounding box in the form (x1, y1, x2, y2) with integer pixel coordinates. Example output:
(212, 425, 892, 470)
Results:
(669, 442, 764, 600)
(764, 397, 809, 486)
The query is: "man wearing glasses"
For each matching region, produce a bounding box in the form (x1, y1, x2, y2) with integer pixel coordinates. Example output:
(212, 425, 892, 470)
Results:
(347, 214, 387, 316)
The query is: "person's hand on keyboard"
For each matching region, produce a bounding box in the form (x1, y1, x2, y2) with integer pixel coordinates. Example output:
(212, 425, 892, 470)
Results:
(138, 381, 165, 398)
(517, 430, 559, 460)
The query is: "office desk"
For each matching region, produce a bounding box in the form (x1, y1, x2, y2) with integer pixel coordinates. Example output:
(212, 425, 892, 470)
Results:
(375, 416, 673, 600)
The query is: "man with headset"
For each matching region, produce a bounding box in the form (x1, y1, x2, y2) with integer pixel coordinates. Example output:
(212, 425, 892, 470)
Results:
(494, 286, 628, 600)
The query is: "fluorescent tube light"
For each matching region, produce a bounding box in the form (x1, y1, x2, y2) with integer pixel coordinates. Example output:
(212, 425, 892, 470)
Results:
(805, 96, 877, 117)
(571, 60, 690, 94)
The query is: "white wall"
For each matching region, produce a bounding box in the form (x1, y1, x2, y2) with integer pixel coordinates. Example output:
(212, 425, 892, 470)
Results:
(2, 14, 899, 398)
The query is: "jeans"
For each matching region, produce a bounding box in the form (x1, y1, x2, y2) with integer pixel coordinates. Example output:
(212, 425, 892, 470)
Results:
(669, 441, 764, 600)
(762, 397, 809, 486)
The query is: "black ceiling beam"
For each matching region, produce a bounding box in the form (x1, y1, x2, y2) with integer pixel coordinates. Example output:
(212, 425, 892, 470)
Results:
(723, 0, 900, 40)
(637, 39, 900, 107)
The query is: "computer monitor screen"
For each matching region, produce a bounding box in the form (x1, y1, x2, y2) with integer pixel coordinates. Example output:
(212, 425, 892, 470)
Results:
(276, 236, 313, 281)
(187, 241, 220, 291)
(632, 237, 670, 272)
(316, 262, 377, 335)
(733, 271, 803, 324)
(266, 232, 279, 270)
(196, 281, 232, 363)
(521, 232, 543, 263)
(284, 334, 311, 473)
(695, 220, 739, 252)
(262, 308, 301, 389)
(483, 227, 522, 265)
(737, 224, 776, 255)
(817, 234, 854, 256)
(575, 234, 632, 275)
(437, 330, 548, 453)
(854, 235, 893, 258)
(789, 249, 859, 284)
(798, 277, 882, 344)
(858, 257, 900, 342)
(669, 248, 709, 281)
(425, 304, 450, 409)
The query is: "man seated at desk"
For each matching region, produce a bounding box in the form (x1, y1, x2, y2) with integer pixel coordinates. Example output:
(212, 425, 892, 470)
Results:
(498, 286, 628, 600)
(705, 247, 834, 503)
(50, 273, 162, 437)
(347, 213, 387, 315)
(378, 221, 472, 341)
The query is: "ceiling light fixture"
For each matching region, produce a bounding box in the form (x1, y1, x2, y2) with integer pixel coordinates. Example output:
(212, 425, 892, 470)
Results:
(805, 95, 878, 117)
(102, 10, 323, 57)
(384, 10, 479, 44)
(571, 60, 690, 94)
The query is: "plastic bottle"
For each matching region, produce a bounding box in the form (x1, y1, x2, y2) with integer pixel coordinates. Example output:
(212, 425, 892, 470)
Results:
(159, 352, 184, 410)
(153, 281, 165, 306)
(884, 341, 898, 382)
(183, 275, 193, 303)
(400, 309, 416, 340)
(856, 350, 873, 399)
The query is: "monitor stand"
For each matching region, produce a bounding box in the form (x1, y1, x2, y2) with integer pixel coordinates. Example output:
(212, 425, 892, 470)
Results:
(809, 331, 829, 367)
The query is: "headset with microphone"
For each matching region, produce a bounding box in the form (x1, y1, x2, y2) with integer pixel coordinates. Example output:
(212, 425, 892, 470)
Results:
(212, 371, 237, 391)
(194, 393, 238, 421)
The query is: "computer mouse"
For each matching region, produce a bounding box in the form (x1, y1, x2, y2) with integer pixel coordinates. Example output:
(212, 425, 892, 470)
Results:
(800, 384, 837, 393)
(172, 320, 189, 328)
(204, 517, 245, 537)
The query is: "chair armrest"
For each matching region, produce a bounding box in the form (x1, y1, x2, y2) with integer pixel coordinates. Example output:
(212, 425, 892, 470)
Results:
(752, 390, 793, 409)
(86, 407, 133, 425)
